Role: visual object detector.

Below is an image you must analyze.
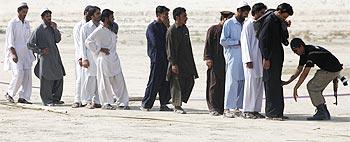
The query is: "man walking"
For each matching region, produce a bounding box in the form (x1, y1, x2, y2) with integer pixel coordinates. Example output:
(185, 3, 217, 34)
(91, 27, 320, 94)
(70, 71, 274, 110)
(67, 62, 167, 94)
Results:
(141, 6, 172, 111)
(4, 3, 34, 104)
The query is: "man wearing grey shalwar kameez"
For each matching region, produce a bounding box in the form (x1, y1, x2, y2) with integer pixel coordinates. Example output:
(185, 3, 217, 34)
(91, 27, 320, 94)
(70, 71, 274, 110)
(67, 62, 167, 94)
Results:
(28, 9, 65, 106)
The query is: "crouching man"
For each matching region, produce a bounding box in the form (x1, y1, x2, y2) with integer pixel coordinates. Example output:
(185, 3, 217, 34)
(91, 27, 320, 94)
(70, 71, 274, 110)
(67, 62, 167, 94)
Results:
(283, 38, 343, 120)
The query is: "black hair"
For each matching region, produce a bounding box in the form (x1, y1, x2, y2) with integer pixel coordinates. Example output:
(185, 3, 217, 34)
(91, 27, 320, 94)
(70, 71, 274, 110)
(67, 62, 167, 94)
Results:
(101, 9, 114, 22)
(156, 6, 170, 16)
(220, 12, 234, 21)
(252, 3, 267, 16)
(87, 6, 101, 20)
(17, 5, 28, 13)
(41, 10, 52, 17)
(237, 5, 251, 12)
(277, 3, 293, 15)
(173, 7, 186, 21)
(84, 5, 93, 15)
(290, 38, 305, 49)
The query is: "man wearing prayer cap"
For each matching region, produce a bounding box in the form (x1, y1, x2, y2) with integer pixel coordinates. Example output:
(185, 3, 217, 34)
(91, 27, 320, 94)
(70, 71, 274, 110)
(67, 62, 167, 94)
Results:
(4, 2, 35, 104)
(28, 8, 66, 106)
(203, 11, 233, 116)
(220, 1, 251, 118)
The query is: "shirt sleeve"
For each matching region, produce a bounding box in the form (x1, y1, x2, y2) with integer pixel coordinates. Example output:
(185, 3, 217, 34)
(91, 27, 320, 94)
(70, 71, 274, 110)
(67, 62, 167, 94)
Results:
(27, 28, 42, 54)
(85, 28, 101, 54)
(166, 28, 178, 65)
(80, 26, 88, 59)
(258, 19, 272, 60)
(146, 24, 160, 49)
(298, 55, 314, 67)
(220, 20, 240, 47)
(203, 26, 214, 60)
(240, 23, 253, 63)
(6, 21, 15, 49)
(53, 28, 61, 43)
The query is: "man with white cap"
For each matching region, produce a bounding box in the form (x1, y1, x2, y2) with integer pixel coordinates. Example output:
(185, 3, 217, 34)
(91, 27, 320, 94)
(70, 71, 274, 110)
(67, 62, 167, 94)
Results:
(220, 1, 250, 118)
(71, 5, 93, 108)
(85, 9, 129, 110)
(4, 2, 35, 104)
(28, 8, 65, 106)
(240, 3, 267, 119)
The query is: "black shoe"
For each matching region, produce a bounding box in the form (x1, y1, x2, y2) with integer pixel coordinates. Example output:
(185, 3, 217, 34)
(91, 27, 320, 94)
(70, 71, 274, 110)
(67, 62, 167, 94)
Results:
(253, 112, 266, 119)
(5, 93, 15, 103)
(307, 104, 331, 120)
(54, 100, 65, 105)
(159, 105, 173, 111)
(18, 98, 32, 104)
(243, 112, 258, 119)
(93, 103, 102, 108)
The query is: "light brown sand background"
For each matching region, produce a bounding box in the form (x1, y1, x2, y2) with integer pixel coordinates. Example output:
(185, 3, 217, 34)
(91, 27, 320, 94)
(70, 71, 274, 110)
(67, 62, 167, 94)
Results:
(0, 0, 349, 141)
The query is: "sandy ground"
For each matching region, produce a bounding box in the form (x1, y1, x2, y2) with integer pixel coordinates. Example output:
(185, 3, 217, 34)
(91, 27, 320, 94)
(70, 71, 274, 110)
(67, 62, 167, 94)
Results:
(0, 0, 349, 141)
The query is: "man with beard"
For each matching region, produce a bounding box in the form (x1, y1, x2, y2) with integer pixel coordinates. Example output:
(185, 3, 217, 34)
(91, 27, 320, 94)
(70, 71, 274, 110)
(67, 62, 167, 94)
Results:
(166, 7, 199, 114)
(85, 9, 129, 110)
(4, 3, 35, 104)
(71, 5, 92, 108)
(203, 11, 234, 116)
(220, 1, 251, 118)
(240, 3, 267, 119)
(141, 6, 172, 111)
(257, 3, 293, 120)
(28, 8, 65, 106)
(80, 6, 102, 109)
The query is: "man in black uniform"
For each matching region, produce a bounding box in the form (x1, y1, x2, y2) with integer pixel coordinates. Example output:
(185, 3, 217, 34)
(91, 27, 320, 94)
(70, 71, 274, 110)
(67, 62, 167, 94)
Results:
(257, 3, 293, 120)
(283, 38, 343, 120)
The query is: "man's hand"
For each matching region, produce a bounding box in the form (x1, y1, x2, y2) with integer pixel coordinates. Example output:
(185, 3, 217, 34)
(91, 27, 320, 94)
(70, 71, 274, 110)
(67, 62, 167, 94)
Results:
(50, 22, 57, 29)
(293, 88, 298, 102)
(82, 59, 90, 68)
(100, 48, 110, 55)
(205, 59, 213, 69)
(42, 48, 49, 55)
(78, 58, 83, 67)
(246, 62, 253, 69)
(11, 54, 18, 63)
(263, 59, 270, 69)
(171, 64, 179, 75)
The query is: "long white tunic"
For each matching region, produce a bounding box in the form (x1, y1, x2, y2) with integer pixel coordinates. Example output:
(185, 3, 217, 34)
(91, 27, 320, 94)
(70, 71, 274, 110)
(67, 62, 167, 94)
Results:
(85, 25, 122, 77)
(80, 21, 99, 76)
(241, 18, 263, 79)
(4, 17, 34, 71)
(73, 19, 85, 61)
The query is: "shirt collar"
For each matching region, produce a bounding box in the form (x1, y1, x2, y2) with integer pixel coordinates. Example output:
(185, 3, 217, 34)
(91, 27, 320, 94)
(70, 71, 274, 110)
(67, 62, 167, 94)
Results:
(14, 17, 27, 24)
(88, 20, 100, 28)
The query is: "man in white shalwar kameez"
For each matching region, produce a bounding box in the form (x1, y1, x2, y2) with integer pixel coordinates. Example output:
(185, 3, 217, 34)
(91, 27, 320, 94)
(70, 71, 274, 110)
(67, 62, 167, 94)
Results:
(71, 5, 92, 108)
(4, 3, 34, 104)
(85, 9, 129, 110)
(220, 1, 250, 118)
(240, 3, 267, 119)
(80, 6, 102, 109)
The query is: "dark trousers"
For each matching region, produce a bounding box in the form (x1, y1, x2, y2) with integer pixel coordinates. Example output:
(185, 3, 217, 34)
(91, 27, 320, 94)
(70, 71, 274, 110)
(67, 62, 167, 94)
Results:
(264, 64, 284, 118)
(171, 76, 195, 106)
(206, 69, 225, 114)
(142, 62, 171, 109)
(40, 77, 63, 105)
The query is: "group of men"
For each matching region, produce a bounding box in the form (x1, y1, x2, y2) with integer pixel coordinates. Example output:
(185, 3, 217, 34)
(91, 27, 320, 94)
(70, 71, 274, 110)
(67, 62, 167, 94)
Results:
(4, 2, 345, 120)
(204, 1, 344, 120)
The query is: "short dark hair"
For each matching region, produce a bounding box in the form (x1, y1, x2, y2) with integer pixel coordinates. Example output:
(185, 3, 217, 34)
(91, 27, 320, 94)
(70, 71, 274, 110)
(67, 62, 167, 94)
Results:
(101, 9, 114, 22)
(156, 6, 169, 16)
(41, 10, 52, 17)
(173, 7, 186, 21)
(237, 5, 251, 12)
(17, 5, 28, 13)
(220, 11, 234, 21)
(84, 5, 93, 15)
(277, 3, 293, 15)
(290, 38, 305, 49)
(252, 3, 267, 16)
(87, 6, 101, 19)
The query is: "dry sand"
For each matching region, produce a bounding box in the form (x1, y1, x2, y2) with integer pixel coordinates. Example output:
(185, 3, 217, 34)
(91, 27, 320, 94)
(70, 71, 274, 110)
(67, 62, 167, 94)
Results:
(0, 0, 349, 141)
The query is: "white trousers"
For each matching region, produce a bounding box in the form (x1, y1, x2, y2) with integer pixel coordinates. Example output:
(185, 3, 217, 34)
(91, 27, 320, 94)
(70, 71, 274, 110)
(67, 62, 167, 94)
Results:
(7, 69, 32, 100)
(74, 63, 83, 103)
(242, 77, 264, 112)
(97, 73, 129, 106)
(82, 76, 100, 104)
